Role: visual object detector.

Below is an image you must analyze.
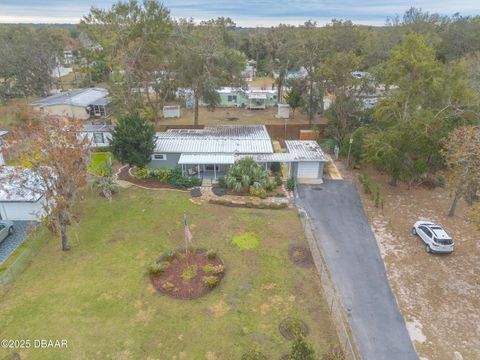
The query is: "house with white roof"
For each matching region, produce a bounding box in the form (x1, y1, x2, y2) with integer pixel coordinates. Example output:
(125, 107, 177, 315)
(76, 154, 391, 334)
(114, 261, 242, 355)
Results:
(31, 88, 110, 120)
(0, 167, 46, 221)
(149, 125, 327, 183)
(78, 124, 114, 148)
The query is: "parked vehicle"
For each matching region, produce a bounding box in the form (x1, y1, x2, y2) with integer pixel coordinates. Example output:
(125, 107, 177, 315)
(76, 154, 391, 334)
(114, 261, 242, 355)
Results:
(412, 221, 454, 253)
(0, 220, 15, 243)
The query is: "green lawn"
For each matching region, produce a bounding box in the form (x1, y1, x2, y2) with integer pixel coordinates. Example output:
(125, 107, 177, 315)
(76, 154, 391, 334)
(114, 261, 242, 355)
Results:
(88, 152, 112, 175)
(0, 188, 338, 359)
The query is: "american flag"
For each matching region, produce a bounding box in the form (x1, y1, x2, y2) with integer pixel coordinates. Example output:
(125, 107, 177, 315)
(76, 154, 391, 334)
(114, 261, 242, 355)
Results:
(184, 211, 193, 243)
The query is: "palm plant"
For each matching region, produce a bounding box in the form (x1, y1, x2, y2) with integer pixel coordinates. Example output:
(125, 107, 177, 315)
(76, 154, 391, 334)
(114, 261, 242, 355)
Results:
(224, 158, 269, 193)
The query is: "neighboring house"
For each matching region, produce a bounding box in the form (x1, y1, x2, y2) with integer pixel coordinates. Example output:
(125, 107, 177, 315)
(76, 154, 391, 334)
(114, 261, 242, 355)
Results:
(0, 130, 7, 166)
(63, 50, 74, 65)
(242, 60, 257, 82)
(216, 88, 278, 108)
(31, 88, 110, 120)
(149, 125, 327, 183)
(0, 167, 46, 221)
(78, 124, 113, 148)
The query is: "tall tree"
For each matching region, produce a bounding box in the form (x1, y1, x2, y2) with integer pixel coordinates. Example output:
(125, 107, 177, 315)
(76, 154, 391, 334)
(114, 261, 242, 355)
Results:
(81, 0, 173, 119)
(442, 126, 480, 216)
(174, 18, 245, 125)
(110, 112, 156, 167)
(284, 79, 305, 119)
(2, 117, 90, 251)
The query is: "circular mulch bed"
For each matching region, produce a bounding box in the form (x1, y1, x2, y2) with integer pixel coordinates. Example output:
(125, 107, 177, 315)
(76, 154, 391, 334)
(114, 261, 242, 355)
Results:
(150, 249, 225, 300)
(288, 244, 314, 268)
(279, 317, 309, 340)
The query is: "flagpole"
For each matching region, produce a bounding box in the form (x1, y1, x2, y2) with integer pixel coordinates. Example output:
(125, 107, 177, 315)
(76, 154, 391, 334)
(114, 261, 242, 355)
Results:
(184, 210, 188, 257)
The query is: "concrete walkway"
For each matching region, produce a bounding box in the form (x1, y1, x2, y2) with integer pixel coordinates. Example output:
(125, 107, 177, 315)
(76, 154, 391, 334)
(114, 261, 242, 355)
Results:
(297, 181, 418, 360)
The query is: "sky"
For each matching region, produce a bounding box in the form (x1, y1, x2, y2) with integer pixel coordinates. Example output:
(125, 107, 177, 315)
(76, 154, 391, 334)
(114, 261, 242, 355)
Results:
(0, 0, 479, 26)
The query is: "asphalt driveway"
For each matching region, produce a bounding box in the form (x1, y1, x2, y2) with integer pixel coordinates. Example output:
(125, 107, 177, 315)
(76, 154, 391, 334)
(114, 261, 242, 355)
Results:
(0, 221, 36, 263)
(296, 181, 418, 360)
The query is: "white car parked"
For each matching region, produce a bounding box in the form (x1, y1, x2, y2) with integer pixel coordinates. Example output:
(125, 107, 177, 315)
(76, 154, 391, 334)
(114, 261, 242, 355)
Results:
(412, 221, 454, 253)
(0, 220, 15, 244)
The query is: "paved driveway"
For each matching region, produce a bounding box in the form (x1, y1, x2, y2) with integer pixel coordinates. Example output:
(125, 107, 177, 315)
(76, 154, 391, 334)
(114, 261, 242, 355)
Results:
(296, 181, 418, 360)
(0, 221, 36, 263)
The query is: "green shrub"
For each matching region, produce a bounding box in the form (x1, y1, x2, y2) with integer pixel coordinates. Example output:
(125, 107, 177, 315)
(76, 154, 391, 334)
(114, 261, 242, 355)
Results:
(249, 185, 267, 199)
(241, 349, 268, 360)
(206, 249, 217, 259)
(217, 176, 227, 188)
(133, 167, 150, 180)
(373, 183, 384, 208)
(203, 264, 215, 273)
(149, 167, 171, 182)
(264, 180, 275, 192)
(224, 158, 269, 192)
(287, 176, 296, 191)
(274, 175, 283, 186)
(290, 335, 316, 360)
(437, 175, 446, 188)
(163, 249, 177, 260)
(270, 162, 281, 173)
(168, 166, 202, 188)
(203, 275, 219, 288)
(275, 192, 285, 197)
(148, 261, 170, 275)
(181, 265, 198, 281)
(358, 174, 371, 194)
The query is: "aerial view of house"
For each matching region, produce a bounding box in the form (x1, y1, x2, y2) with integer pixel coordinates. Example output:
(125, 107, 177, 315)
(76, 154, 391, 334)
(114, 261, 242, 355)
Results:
(0, 1, 479, 360)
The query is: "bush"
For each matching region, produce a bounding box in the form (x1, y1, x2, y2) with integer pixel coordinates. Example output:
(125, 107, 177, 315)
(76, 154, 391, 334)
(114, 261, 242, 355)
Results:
(206, 249, 217, 259)
(224, 158, 269, 192)
(181, 265, 198, 281)
(287, 176, 296, 191)
(217, 176, 227, 189)
(149, 167, 171, 182)
(249, 186, 267, 199)
(162, 282, 174, 291)
(212, 264, 225, 275)
(274, 175, 283, 186)
(290, 335, 316, 360)
(241, 349, 268, 360)
(276, 192, 285, 197)
(162, 249, 177, 260)
(264, 180, 275, 192)
(270, 162, 281, 173)
(148, 261, 170, 275)
(203, 264, 215, 273)
(203, 275, 219, 288)
(358, 174, 371, 194)
(168, 166, 202, 188)
(133, 167, 150, 180)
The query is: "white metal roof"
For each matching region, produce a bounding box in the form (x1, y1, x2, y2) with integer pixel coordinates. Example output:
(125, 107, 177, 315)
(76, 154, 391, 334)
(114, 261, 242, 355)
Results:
(31, 88, 109, 108)
(248, 93, 268, 100)
(0, 131, 8, 137)
(0, 166, 45, 202)
(285, 141, 329, 162)
(155, 125, 273, 154)
(178, 153, 235, 165)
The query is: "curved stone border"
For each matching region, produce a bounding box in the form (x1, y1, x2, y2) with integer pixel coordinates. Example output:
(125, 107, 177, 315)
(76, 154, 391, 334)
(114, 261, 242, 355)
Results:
(115, 165, 189, 193)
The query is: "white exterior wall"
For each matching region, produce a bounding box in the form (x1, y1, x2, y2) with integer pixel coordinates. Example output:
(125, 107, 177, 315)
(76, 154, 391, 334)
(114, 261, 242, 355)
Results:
(0, 198, 46, 221)
(0, 152, 4, 166)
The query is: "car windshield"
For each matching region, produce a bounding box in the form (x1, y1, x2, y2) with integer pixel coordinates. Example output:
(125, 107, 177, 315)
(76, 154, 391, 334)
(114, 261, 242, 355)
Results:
(434, 237, 453, 245)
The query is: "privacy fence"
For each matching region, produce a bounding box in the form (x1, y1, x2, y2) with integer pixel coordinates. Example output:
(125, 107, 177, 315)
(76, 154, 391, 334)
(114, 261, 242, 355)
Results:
(297, 207, 359, 360)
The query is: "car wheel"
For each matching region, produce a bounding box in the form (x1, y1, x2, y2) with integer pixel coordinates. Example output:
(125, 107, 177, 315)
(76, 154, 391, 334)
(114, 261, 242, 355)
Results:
(425, 244, 431, 253)
(412, 227, 417, 235)
(8, 226, 14, 235)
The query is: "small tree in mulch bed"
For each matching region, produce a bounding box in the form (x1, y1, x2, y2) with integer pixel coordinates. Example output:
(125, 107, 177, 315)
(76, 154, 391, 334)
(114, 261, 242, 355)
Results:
(241, 349, 268, 360)
(149, 249, 225, 300)
(290, 335, 316, 360)
(279, 317, 309, 340)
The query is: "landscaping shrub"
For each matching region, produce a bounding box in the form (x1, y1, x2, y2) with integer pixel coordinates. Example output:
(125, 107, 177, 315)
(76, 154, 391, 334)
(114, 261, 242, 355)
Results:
(202, 264, 215, 273)
(206, 249, 217, 259)
(373, 183, 384, 208)
(358, 173, 371, 194)
(224, 158, 269, 192)
(169, 166, 202, 188)
(287, 176, 296, 191)
(274, 175, 283, 186)
(148, 261, 169, 275)
(270, 162, 281, 173)
(203, 275, 220, 288)
(162, 282, 174, 291)
(212, 264, 225, 275)
(249, 185, 267, 199)
(276, 192, 286, 197)
(162, 249, 177, 260)
(149, 167, 171, 182)
(181, 265, 198, 281)
(290, 336, 316, 360)
(217, 176, 227, 189)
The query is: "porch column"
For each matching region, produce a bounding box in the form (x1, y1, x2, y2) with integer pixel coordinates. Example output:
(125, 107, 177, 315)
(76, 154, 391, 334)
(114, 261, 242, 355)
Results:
(214, 164, 217, 181)
(197, 164, 200, 179)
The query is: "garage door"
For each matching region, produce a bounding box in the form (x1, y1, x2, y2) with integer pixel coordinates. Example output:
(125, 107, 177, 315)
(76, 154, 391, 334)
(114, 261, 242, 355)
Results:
(297, 162, 319, 178)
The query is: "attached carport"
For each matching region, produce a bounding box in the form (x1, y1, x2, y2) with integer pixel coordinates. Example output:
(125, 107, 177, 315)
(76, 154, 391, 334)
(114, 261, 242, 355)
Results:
(296, 181, 418, 360)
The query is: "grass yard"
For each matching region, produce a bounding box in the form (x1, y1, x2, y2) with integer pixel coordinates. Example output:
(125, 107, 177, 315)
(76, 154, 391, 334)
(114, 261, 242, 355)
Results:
(0, 188, 338, 359)
(88, 152, 112, 175)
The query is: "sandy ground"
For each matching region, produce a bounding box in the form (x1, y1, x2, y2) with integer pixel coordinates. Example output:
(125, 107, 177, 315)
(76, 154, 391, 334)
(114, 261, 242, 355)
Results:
(336, 161, 480, 360)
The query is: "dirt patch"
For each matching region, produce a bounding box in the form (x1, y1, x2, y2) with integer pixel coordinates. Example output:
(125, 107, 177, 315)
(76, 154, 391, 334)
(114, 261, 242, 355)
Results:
(288, 244, 314, 268)
(150, 249, 225, 300)
(279, 317, 309, 340)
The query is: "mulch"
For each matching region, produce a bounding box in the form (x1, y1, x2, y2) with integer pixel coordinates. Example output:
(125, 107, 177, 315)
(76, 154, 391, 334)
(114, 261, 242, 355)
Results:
(117, 166, 178, 189)
(278, 317, 309, 340)
(288, 244, 314, 268)
(150, 249, 225, 300)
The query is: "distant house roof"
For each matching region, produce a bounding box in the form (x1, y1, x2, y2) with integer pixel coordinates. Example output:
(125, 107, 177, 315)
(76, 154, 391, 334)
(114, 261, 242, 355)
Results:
(0, 131, 8, 137)
(81, 124, 114, 133)
(31, 88, 109, 108)
(0, 167, 45, 203)
(155, 125, 273, 154)
(285, 141, 329, 162)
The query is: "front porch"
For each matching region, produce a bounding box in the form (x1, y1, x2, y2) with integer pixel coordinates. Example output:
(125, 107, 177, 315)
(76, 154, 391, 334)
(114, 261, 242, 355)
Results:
(178, 153, 233, 186)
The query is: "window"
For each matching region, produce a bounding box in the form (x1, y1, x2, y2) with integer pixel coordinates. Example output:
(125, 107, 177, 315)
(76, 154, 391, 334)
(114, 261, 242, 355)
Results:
(227, 95, 237, 102)
(420, 227, 433, 238)
(152, 154, 166, 161)
(93, 132, 104, 144)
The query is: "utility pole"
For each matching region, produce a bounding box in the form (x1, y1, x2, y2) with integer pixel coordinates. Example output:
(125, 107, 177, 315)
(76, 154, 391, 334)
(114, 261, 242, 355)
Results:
(346, 137, 353, 168)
